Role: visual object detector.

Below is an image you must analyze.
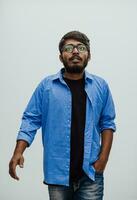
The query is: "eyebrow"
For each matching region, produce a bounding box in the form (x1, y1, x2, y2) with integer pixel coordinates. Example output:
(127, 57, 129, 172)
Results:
(64, 43, 84, 46)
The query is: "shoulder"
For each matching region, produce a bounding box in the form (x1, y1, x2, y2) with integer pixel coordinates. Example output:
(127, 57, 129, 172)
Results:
(92, 74, 106, 83)
(86, 71, 108, 88)
(38, 72, 59, 89)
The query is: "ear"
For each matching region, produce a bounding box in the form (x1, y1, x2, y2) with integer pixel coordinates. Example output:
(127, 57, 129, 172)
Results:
(88, 53, 91, 61)
(59, 54, 63, 63)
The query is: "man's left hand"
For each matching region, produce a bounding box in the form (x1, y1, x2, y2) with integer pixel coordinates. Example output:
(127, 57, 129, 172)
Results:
(93, 158, 108, 173)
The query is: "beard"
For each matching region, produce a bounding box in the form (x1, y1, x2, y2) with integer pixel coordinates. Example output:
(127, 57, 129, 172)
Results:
(62, 56, 89, 74)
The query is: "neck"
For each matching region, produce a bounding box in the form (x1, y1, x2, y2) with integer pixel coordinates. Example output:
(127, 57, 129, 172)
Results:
(63, 70, 84, 80)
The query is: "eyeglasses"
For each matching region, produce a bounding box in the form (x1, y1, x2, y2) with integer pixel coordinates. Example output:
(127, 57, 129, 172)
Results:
(62, 44, 87, 53)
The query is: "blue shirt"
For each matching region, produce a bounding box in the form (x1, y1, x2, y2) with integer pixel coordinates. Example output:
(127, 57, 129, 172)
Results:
(17, 68, 116, 186)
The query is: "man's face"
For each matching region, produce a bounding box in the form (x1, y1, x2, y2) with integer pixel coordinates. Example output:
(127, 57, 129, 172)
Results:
(60, 39, 90, 74)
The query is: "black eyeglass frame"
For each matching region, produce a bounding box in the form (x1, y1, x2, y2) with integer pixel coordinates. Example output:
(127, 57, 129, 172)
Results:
(61, 44, 88, 53)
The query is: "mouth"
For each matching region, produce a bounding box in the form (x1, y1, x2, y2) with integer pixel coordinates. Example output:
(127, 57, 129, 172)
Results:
(69, 56, 82, 63)
(72, 59, 80, 63)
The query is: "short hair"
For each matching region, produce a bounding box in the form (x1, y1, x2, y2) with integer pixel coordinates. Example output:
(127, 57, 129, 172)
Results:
(59, 31, 90, 54)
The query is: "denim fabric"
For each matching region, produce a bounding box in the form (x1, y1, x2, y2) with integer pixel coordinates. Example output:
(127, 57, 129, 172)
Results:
(17, 68, 116, 186)
(48, 172, 104, 200)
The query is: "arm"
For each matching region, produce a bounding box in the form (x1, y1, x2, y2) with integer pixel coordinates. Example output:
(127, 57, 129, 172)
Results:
(94, 82, 116, 172)
(93, 129, 113, 172)
(9, 140, 28, 180)
(9, 81, 44, 180)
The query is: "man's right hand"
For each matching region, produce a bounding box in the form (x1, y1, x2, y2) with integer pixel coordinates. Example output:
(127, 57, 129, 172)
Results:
(9, 140, 28, 180)
(9, 153, 24, 180)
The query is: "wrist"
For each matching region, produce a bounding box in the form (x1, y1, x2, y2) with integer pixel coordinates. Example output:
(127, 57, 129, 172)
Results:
(13, 140, 28, 156)
(13, 151, 23, 157)
(98, 154, 108, 163)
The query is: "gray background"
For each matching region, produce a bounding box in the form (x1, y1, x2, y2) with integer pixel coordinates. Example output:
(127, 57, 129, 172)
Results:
(1, 0, 137, 199)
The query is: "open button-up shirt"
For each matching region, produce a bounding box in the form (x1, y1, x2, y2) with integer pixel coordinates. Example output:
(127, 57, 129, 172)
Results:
(17, 68, 116, 186)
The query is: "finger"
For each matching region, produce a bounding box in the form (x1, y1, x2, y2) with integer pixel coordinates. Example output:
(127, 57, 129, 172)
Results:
(9, 162, 19, 180)
(93, 161, 101, 171)
(9, 165, 19, 180)
(19, 156, 24, 168)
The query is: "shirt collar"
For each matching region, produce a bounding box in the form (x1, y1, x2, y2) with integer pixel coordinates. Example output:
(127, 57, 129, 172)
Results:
(51, 68, 94, 82)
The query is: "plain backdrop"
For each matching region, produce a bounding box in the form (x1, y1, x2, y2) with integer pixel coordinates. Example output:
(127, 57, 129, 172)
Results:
(1, 0, 137, 199)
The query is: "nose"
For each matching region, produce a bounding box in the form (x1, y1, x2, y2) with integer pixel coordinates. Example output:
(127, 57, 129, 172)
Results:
(72, 47, 79, 54)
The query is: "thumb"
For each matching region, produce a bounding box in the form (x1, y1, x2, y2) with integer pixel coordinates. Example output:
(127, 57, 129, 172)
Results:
(19, 156, 24, 168)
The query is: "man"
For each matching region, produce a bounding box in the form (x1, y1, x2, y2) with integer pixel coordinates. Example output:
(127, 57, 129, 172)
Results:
(9, 31, 116, 200)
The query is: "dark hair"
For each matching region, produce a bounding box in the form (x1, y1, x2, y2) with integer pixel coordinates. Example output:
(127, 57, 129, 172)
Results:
(59, 31, 90, 54)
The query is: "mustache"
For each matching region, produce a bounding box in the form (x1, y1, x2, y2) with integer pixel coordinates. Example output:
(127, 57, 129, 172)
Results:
(69, 55, 82, 61)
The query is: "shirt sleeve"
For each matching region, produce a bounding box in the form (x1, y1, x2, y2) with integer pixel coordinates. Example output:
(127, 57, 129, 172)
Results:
(17, 81, 44, 146)
(99, 82, 116, 133)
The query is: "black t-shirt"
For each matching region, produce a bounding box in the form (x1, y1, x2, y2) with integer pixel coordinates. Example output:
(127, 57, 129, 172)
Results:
(64, 76, 87, 183)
